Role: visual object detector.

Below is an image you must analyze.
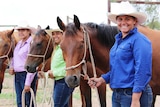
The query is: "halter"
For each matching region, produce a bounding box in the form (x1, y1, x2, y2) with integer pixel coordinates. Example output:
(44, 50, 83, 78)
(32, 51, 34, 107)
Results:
(65, 27, 87, 71)
(65, 27, 97, 78)
(65, 26, 101, 106)
(27, 34, 54, 72)
(0, 39, 15, 67)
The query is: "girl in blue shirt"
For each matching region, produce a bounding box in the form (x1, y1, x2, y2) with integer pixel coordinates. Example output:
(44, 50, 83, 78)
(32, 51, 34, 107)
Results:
(88, 1, 153, 107)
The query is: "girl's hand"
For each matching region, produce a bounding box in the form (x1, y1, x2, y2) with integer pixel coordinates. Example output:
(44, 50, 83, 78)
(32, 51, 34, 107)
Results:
(48, 70, 54, 79)
(8, 68, 15, 75)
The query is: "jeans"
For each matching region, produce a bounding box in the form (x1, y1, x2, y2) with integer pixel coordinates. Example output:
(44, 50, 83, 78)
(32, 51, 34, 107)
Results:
(53, 78, 74, 107)
(15, 71, 37, 107)
(112, 84, 153, 107)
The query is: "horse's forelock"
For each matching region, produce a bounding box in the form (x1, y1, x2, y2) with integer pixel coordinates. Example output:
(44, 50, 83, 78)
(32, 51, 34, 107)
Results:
(35, 29, 47, 36)
(65, 23, 79, 36)
(64, 22, 119, 48)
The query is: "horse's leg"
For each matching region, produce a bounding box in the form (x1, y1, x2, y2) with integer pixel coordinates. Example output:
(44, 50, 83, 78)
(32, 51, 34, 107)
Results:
(80, 78, 92, 107)
(97, 83, 106, 107)
(0, 63, 7, 93)
(69, 94, 72, 107)
(151, 94, 156, 107)
(89, 63, 107, 107)
(0, 71, 3, 93)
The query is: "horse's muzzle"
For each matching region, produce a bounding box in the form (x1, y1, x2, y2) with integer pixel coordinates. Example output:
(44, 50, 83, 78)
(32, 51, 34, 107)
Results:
(25, 65, 37, 73)
(65, 75, 80, 88)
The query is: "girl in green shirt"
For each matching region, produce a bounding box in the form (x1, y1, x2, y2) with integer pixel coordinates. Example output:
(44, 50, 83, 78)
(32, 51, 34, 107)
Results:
(45, 28, 74, 107)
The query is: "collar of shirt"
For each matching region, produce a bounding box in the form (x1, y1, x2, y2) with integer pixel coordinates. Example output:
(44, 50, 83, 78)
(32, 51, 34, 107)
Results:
(115, 27, 137, 40)
(18, 36, 32, 48)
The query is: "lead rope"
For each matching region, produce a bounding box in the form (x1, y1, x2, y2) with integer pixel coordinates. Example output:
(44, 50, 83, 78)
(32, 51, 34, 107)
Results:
(27, 35, 55, 107)
(64, 27, 101, 106)
(22, 88, 36, 107)
(82, 28, 101, 107)
(40, 72, 54, 107)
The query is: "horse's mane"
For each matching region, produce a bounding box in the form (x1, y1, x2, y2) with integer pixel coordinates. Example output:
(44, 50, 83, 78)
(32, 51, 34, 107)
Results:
(65, 23, 79, 36)
(84, 23, 119, 48)
(65, 22, 119, 48)
(35, 29, 47, 36)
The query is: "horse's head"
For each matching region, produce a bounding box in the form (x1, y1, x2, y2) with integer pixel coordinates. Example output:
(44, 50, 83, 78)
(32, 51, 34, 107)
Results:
(57, 15, 89, 88)
(25, 28, 54, 73)
(0, 29, 14, 70)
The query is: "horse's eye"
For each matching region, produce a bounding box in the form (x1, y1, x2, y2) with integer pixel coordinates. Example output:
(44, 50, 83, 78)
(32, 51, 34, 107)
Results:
(4, 44, 9, 48)
(79, 41, 84, 49)
(79, 44, 84, 49)
(36, 43, 42, 47)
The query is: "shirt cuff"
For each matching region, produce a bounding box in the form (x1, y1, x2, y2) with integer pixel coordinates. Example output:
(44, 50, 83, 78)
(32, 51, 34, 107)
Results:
(133, 86, 145, 93)
(25, 72, 36, 86)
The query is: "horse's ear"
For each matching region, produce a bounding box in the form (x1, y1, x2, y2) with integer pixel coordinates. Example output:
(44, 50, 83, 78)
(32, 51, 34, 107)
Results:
(45, 25, 50, 30)
(73, 15, 81, 30)
(7, 29, 14, 39)
(57, 16, 65, 31)
(37, 25, 41, 30)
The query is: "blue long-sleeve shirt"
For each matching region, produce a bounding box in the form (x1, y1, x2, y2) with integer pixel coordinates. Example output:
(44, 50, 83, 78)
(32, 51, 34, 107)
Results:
(101, 27, 152, 93)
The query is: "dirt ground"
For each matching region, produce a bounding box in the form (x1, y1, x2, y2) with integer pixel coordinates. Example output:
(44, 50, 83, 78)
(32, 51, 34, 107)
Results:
(0, 73, 160, 107)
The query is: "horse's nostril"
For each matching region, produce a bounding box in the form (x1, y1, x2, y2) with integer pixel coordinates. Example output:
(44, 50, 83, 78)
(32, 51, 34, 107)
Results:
(73, 76, 77, 81)
(25, 66, 29, 70)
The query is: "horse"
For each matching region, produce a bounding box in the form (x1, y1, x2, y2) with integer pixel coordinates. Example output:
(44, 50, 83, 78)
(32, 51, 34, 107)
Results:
(137, 25, 160, 107)
(25, 29, 53, 73)
(56, 15, 160, 107)
(56, 15, 119, 107)
(0, 29, 15, 93)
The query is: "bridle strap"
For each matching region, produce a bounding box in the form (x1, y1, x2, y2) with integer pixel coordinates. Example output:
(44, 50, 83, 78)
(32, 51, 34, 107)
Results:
(0, 40, 15, 67)
(65, 26, 100, 106)
(65, 27, 88, 71)
(65, 27, 97, 77)
(27, 35, 54, 72)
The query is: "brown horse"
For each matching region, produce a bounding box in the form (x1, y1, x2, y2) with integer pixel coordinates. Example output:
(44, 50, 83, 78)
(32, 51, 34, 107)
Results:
(137, 25, 160, 107)
(25, 29, 54, 73)
(57, 15, 160, 107)
(24, 28, 75, 107)
(57, 15, 119, 107)
(0, 29, 15, 93)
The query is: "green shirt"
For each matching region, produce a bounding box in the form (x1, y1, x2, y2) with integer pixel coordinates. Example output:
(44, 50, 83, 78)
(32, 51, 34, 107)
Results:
(51, 45, 66, 80)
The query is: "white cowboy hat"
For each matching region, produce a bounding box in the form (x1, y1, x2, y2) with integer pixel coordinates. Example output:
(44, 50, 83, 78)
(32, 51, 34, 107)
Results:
(45, 28, 63, 36)
(108, 1, 147, 24)
(15, 20, 37, 34)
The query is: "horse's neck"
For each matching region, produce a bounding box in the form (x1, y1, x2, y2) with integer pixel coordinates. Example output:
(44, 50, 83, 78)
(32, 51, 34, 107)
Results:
(138, 25, 160, 39)
(88, 39, 110, 72)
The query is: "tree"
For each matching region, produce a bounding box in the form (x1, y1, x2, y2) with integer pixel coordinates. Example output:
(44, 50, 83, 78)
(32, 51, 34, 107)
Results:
(133, 3, 160, 30)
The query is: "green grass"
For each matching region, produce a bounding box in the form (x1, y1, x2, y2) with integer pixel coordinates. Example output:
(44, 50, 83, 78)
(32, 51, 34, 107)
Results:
(0, 92, 14, 99)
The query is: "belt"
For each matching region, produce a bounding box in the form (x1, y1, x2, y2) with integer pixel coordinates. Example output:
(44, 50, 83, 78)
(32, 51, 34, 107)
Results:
(113, 88, 133, 92)
(15, 71, 26, 73)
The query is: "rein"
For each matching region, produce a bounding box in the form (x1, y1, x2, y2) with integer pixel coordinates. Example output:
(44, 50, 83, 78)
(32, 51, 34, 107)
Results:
(27, 34, 54, 106)
(27, 34, 54, 72)
(22, 88, 36, 107)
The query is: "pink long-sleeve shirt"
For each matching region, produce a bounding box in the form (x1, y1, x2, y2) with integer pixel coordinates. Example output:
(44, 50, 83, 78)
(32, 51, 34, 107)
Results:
(10, 36, 36, 86)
